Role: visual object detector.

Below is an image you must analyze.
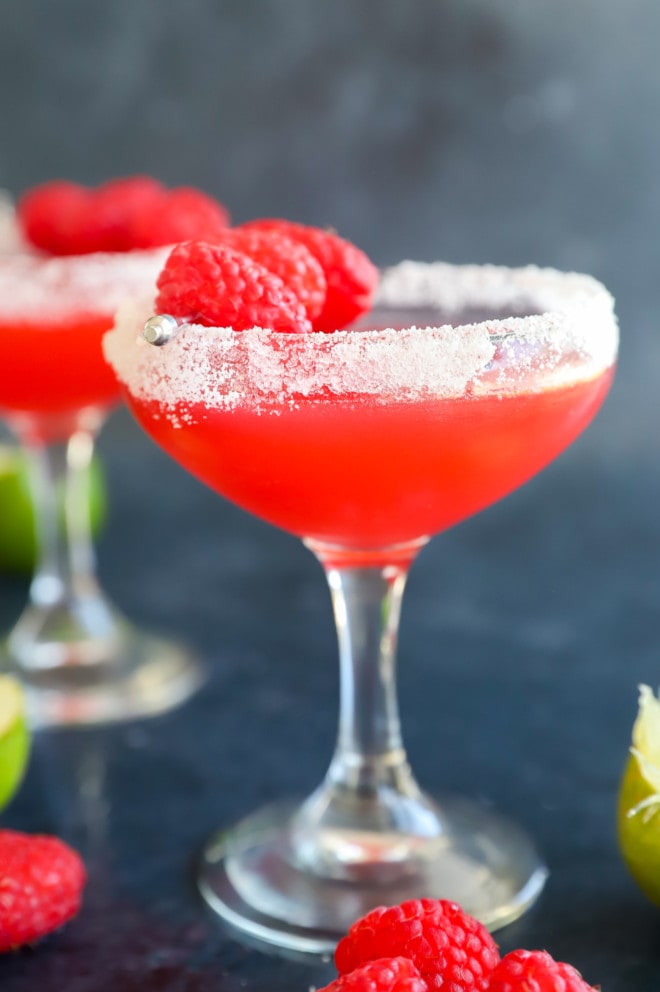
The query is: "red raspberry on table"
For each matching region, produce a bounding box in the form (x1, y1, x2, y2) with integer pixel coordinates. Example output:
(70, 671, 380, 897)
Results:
(240, 219, 378, 331)
(0, 830, 86, 951)
(319, 957, 429, 992)
(128, 186, 230, 249)
(335, 899, 499, 992)
(488, 949, 598, 992)
(215, 228, 327, 320)
(155, 240, 312, 333)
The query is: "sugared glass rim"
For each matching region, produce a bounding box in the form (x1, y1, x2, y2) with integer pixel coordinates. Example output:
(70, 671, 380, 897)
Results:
(104, 261, 619, 414)
(0, 247, 170, 321)
(372, 260, 616, 339)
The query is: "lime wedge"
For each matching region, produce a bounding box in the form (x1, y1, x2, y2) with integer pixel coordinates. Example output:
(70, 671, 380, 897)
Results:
(0, 675, 30, 811)
(0, 442, 106, 574)
(618, 685, 660, 904)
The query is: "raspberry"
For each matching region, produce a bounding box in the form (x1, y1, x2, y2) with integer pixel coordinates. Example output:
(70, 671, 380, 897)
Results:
(215, 228, 326, 320)
(128, 186, 230, 249)
(335, 899, 499, 992)
(155, 240, 312, 333)
(96, 175, 164, 204)
(0, 830, 86, 951)
(18, 181, 93, 255)
(319, 958, 428, 992)
(240, 219, 378, 331)
(17, 178, 230, 255)
(488, 949, 597, 992)
(85, 175, 165, 252)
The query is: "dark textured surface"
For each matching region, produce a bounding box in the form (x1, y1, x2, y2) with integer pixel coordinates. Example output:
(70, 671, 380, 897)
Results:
(0, 1, 659, 989)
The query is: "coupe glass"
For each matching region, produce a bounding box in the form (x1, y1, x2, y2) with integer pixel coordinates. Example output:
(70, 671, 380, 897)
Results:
(0, 251, 203, 727)
(106, 261, 618, 952)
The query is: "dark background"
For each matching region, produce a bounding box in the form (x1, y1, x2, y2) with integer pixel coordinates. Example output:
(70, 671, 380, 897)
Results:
(1, 2, 660, 990)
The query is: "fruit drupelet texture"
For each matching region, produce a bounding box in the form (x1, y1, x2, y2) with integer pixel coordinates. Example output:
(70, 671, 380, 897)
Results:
(0, 830, 86, 951)
(335, 899, 500, 992)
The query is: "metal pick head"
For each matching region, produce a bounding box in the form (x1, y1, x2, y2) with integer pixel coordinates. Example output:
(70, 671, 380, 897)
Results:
(142, 314, 181, 346)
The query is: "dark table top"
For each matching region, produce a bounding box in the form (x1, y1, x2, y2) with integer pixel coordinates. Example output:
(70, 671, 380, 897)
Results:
(0, 394, 659, 992)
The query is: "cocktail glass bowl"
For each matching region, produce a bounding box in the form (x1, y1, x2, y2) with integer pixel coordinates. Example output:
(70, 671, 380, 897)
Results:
(106, 261, 618, 952)
(0, 252, 203, 727)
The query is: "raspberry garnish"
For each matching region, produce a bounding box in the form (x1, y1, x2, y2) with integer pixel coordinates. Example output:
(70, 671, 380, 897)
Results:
(0, 829, 86, 951)
(488, 949, 597, 992)
(240, 219, 378, 331)
(319, 958, 428, 992)
(128, 187, 230, 249)
(17, 177, 229, 256)
(83, 176, 165, 252)
(18, 181, 94, 256)
(155, 240, 312, 333)
(335, 899, 499, 992)
(215, 228, 327, 320)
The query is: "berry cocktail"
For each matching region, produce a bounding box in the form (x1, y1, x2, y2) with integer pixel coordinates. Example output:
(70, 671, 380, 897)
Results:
(0, 178, 229, 726)
(125, 323, 611, 554)
(0, 251, 164, 439)
(105, 241, 618, 951)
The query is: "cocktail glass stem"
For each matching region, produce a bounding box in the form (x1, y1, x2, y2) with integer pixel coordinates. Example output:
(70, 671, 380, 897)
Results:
(2, 414, 202, 727)
(292, 554, 443, 881)
(8, 420, 120, 673)
(199, 540, 547, 951)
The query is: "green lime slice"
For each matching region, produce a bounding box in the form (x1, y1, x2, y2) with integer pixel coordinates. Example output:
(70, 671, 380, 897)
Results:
(0, 675, 30, 812)
(618, 685, 660, 905)
(0, 442, 106, 574)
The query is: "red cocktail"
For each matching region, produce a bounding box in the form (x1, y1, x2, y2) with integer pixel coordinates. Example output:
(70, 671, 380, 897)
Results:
(127, 357, 612, 555)
(0, 250, 202, 725)
(106, 260, 618, 950)
(0, 174, 233, 725)
(0, 252, 164, 438)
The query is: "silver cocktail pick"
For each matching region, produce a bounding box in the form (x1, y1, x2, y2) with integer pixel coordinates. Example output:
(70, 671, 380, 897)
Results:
(142, 314, 182, 346)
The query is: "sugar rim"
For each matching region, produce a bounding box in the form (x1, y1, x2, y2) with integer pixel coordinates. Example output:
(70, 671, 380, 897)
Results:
(103, 260, 619, 416)
(0, 247, 170, 321)
(373, 260, 614, 321)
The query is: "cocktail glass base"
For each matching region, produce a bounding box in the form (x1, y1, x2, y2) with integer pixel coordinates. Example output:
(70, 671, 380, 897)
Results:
(3, 623, 204, 728)
(198, 797, 548, 955)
